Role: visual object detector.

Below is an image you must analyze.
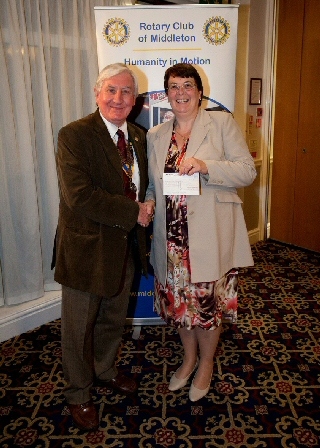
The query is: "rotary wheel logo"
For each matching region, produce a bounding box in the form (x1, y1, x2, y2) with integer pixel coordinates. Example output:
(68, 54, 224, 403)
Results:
(102, 17, 130, 47)
(203, 16, 230, 46)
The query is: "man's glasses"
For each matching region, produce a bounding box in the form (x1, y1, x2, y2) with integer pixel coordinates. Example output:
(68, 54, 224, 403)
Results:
(168, 82, 196, 93)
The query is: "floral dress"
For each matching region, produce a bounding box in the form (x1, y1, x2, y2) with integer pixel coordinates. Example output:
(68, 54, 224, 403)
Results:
(154, 132, 238, 330)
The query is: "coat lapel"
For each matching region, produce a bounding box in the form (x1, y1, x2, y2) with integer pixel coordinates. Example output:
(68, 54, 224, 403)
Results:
(151, 110, 211, 173)
(91, 110, 123, 180)
(153, 120, 174, 175)
(185, 109, 210, 159)
(128, 122, 144, 166)
(128, 123, 147, 201)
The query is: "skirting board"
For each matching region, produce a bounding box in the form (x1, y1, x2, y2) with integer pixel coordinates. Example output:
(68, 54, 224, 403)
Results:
(249, 228, 261, 245)
(0, 292, 62, 344)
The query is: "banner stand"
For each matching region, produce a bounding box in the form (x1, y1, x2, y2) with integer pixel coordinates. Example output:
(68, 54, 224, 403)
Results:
(95, 4, 239, 327)
(129, 319, 164, 339)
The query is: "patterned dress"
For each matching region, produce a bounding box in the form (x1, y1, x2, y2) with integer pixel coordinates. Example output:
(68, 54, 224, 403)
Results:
(154, 132, 238, 330)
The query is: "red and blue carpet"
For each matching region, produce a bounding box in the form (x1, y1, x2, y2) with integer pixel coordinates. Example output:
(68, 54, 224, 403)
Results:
(1, 239, 320, 447)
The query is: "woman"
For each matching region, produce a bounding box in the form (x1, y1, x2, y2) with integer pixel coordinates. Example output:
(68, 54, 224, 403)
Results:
(145, 63, 256, 401)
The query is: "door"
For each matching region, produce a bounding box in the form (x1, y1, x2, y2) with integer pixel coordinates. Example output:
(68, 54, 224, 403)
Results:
(270, 0, 320, 252)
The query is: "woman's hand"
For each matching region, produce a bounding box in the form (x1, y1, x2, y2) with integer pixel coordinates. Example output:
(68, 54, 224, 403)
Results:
(145, 200, 155, 218)
(179, 157, 208, 176)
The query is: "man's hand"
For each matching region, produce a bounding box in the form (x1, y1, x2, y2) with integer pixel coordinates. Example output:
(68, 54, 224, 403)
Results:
(137, 200, 155, 227)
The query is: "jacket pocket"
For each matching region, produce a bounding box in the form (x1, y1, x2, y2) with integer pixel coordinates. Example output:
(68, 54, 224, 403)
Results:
(214, 190, 243, 204)
(65, 224, 99, 235)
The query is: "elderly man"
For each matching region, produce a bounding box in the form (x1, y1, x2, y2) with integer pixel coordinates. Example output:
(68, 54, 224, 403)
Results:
(53, 63, 151, 431)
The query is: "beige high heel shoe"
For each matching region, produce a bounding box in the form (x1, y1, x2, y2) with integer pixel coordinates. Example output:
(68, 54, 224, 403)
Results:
(168, 359, 199, 391)
(189, 371, 213, 402)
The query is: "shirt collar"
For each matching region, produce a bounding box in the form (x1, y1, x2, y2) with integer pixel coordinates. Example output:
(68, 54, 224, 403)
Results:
(99, 111, 128, 140)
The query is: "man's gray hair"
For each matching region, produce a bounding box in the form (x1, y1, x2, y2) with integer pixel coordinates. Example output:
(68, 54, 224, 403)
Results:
(94, 63, 139, 97)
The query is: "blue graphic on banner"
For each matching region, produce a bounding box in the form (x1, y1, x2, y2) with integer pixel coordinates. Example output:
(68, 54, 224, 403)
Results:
(127, 273, 157, 319)
(127, 222, 159, 321)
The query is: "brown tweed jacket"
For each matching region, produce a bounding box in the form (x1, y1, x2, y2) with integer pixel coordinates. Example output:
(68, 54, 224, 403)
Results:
(54, 109, 148, 297)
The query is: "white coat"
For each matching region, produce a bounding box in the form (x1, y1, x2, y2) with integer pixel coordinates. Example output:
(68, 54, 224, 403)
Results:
(145, 108, 257, 285)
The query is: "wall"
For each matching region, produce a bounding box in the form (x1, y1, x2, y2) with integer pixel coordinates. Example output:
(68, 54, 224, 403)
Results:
(240, 0, 275, 243)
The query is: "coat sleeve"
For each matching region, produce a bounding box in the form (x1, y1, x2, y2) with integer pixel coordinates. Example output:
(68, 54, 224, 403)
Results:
(204, 113, 257, 189)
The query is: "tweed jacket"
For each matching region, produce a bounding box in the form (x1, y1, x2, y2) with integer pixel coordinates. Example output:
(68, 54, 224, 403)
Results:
(145, 108, 257, 285)
(54, 109, 148, 297)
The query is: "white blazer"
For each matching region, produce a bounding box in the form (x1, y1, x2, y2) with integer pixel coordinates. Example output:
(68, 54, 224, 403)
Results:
(146, 108, 257, 285)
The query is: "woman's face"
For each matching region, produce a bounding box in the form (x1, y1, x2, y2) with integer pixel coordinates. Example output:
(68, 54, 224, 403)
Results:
(167, 76, 202, 117)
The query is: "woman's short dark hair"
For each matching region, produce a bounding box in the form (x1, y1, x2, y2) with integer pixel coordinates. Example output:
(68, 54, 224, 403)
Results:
(164, 63, 203, 103)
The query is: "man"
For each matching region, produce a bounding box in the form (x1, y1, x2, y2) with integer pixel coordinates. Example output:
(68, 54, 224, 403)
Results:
(53, 63, 151, 431)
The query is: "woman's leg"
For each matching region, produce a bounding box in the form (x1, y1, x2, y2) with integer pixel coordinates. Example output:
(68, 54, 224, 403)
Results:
(175, 327, 198, 378)
(193, 325, 222, 389)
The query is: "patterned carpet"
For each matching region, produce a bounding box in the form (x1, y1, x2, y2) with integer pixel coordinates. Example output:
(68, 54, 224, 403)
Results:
(1, 239, 320, 448)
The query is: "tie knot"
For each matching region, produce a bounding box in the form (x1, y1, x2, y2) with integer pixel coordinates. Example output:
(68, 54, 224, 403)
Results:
(117, 129, 125, 138)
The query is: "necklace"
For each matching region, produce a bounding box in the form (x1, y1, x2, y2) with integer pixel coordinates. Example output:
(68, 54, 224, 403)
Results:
(174, 128, 191, 142)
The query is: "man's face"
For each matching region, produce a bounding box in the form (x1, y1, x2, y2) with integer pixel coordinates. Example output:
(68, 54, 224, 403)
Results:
(95, 72, 136, 127)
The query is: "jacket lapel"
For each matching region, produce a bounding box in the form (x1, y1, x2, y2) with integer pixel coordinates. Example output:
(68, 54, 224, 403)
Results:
(185, 109, 210, 159)
(128, 123, 143, 165)
(153, 120, 174, 175)
(152, 110, 210, 172)
(128, 123, 147, 201)
(91, 109, 123, 180)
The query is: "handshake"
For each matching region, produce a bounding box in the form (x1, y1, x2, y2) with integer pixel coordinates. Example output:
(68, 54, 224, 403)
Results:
(137, 200, 155, 227)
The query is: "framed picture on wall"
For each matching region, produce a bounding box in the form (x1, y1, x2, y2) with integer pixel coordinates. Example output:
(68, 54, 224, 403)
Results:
(249, 78, 262, 105)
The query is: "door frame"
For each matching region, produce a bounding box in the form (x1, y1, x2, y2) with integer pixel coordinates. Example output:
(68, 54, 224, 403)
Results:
(260, 0, 278, 241)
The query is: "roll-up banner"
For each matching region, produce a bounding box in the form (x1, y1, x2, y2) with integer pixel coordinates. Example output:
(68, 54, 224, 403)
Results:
(94, 4, 239, 324)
